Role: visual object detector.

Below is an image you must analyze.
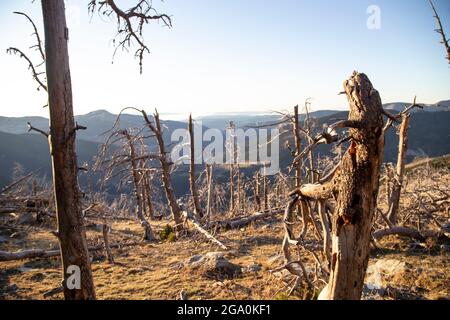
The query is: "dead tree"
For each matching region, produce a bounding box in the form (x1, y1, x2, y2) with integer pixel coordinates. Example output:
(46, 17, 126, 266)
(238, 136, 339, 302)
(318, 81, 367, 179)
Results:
(206, 164, 214, 222)
(429, 0, 450, 64)
(142, 110, 183, 231)
(254, 172, 261, 211)
(227, 122, 236, 214)
(40, 0, 96, 300)
(119, 130, 155, 241)
(386, 114, 410, 225)
(142, 173, 156, 220)
(285, 72, 385, 300)
(188, 114, 203, 218)
(88, 0, 172, 73)
(102, 223, 115, 264)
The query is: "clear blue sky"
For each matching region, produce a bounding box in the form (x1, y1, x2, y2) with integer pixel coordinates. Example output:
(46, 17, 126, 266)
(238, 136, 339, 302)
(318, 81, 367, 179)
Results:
(0, 0, 449, 118)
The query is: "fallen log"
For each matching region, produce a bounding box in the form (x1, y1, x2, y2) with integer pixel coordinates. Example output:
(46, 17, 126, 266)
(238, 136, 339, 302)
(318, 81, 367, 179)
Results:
(0, 241, 140, 262)
(209, 209, 284, 230)
(182, 211, 228, 250)
(373, 226, 425, 241)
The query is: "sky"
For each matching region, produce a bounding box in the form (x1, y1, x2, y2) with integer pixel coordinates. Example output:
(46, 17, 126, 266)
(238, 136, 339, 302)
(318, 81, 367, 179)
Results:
(0, 0, 449, 118)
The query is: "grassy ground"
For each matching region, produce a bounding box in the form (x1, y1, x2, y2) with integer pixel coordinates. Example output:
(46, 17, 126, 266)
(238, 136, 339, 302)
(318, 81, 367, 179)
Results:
(1, 216, 449, 300)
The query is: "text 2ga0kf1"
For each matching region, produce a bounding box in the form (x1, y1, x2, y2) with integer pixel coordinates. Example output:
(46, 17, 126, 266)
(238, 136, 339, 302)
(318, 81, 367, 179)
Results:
(177, 304, 271, 318)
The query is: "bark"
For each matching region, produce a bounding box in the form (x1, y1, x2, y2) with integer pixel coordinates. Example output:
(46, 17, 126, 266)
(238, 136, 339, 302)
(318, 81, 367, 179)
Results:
(121, 130, 154, 241)
(320, 72, 385, 300)
(41, 0, 95, 300)
(387, 114, 410, 225)
(188, 114, 203, 218)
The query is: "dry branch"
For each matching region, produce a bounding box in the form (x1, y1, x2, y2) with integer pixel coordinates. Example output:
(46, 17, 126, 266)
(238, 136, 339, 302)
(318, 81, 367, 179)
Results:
(0, 242, 139, 262)
(182, 211, 228, 250)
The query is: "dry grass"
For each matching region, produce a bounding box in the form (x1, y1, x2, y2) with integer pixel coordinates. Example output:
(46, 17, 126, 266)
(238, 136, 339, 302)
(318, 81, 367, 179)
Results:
(1, 216, 449, 300)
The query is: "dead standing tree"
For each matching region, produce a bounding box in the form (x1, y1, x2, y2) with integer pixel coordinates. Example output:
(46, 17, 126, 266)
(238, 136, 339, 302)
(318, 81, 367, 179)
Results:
(119, 130, 155, 240)
(284, 72, 385, 300)
(142, 110, 184, 231)
(41, 1, 96, 300)
(188, 114, 203, 218)
(8, 5, 95, 299)
(94, 127, 156, 240)
(428, 0, 450, 65)
(8, 0, 172, 300)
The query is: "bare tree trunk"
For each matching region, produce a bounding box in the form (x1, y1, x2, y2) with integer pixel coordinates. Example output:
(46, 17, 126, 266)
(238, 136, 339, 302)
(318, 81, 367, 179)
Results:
(387, 114, 410, 225)
(254, 172, 261, 211)
(263, 167, 268, 211)
(206, 164, 213, 223)
(294, 105, 309, 236)
(304, 102, 317, 183)
(188, 114, 203, 218)
(41, 0, 95, 300)
(121, 130, 154, 241)
(237, 165, 242, 214)
(143, 174, 155, 220)
(102, 224, 114, 264)
(319, 72, 384, 300)
(143, 110, 183, 230)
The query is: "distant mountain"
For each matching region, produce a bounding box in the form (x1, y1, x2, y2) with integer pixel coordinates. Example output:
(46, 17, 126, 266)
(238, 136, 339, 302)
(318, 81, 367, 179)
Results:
(0, 110, 190, 144)
(0, 131, 102, 190)
(1, 105, 449, 196)
(279, 110, 450, 166)
(196, 110, 340, 129)
(383, 101, 449, 113)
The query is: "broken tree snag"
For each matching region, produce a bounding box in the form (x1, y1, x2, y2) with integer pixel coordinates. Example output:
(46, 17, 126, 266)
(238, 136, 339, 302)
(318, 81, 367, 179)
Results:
(188, 114, 203, 218)
(321, 72, 384, 300)
(41, 0, 95, 300)
(387, 114, 410, 225)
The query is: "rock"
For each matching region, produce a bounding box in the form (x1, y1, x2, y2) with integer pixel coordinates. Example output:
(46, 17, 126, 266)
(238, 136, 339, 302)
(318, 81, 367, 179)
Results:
(185, 254, 204, 268)
(365, 259, 412, 288)
(244, 264, 262, 273)
(185, 252, 242, 279)
(362, 283, 386, 300)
